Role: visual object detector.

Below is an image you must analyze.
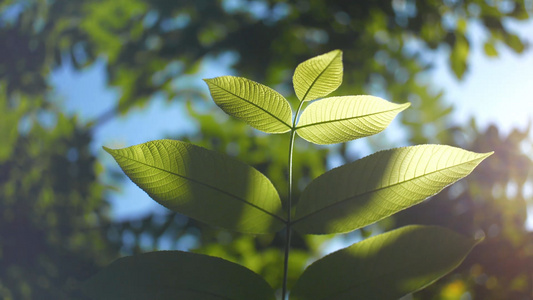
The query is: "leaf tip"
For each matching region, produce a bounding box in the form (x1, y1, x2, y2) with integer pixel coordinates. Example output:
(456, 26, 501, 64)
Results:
(102, 146, 114, 154)
(478, 151, 494, 162)
(331, 49, 342, 56)
(399, 102, 411, 111)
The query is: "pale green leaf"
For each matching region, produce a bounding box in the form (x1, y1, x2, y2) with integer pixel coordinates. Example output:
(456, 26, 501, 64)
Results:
(296, 96, 410, 145)
(290, 225, 479, 300)
(104, 139, 285, 234)
(293, 145, 492, 234)
(83, 251, 276, 300)
(293, 50, 343, 101)
(204, 76, 292, 133)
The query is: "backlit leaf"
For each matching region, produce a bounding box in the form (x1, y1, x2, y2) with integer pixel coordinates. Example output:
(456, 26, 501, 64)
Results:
(290, 225, 479, 300)
(83, 251, 276, 300)
(104, 139, 285, 234)
(296, 96, 410, 144)
(293, 145, 492, 234)
(293, 50, 343, 101)
(204, 76, 292, 133)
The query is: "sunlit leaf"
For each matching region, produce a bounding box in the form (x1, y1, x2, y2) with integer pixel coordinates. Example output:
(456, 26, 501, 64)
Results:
(83, 251, 276, 300)
(293, 145, 492, 234)
(204, 76, 292, 133)
(104, 139, 285, 234)
(296, 96, 410, 144)
(290, 225, 480, 300)
(293, 50, 343, 101)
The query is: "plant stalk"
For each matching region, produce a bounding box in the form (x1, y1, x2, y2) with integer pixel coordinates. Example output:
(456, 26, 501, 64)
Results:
(282, 101, 305, 300)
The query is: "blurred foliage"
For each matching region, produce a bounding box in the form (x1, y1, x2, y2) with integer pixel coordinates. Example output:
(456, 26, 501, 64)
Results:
(0, 0, 532, 298)
(395, 121, 533, 299)
(0, 90, 118, 299)
(1, 0, 530, 113)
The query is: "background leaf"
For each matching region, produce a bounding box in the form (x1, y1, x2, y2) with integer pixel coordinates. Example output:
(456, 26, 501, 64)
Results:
(293, 50, 343, 101)
(296, 96, 410, 144)
(483, 41, 499, 57)
(450, 33, 470, 79)
(204, 76, 292, 133)
(83, 251, 276, 300)
(503, 33, 525, 53)
(105, 139, 285, 234)
(290, 225, 479, 300)
(293, 145, 492, 234)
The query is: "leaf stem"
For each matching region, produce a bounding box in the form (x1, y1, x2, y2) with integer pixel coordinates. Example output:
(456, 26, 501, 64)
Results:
(282, 101, 305, 300)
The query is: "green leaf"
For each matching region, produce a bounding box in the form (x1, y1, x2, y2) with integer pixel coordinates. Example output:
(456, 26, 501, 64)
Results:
(483, 41, 498, 57)
(293, 145, 492, 234)
(104, 139, 285, 234)
(293, 49, 343, 101)
(204, 76, 292, 133)
(504, 33, 525, 53)
(290, 225, 480, 300)
(450, 34, 469, 79)
(296, 96, 410, 145)
(83, 251, 276, 300)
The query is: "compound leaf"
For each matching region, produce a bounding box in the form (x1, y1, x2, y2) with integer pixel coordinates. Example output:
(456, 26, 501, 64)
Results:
(105, 139, 285, 234)
(296, 96, 410, 144)
(83, 251, 276, 300)
(293, 145, 492, 234)
(290, 225, 479, 300)
(204, 76, 292, 133)
(293, 50, 343, 101)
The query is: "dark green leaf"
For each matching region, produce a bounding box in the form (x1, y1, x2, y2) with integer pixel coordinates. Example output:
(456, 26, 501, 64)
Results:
(83, 251, 276, 300)
(290, 225, 480, 300)
(503, 33, 525, 53)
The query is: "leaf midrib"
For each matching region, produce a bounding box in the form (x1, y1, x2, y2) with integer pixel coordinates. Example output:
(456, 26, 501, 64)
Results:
(113, 151, 286, 224)
(295, 104, 406, 130)
(211, 79, 292, 130)
(301, 51, 341, 101)
(292, 155, 486, 225)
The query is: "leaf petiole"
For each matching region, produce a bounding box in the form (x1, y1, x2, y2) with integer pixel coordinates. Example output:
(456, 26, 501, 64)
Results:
(282, 100, 305, 300)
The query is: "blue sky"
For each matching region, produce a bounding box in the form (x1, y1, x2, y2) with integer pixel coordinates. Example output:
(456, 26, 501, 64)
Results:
(431, 19, 533, 134)
(49, 19, 533, 224)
